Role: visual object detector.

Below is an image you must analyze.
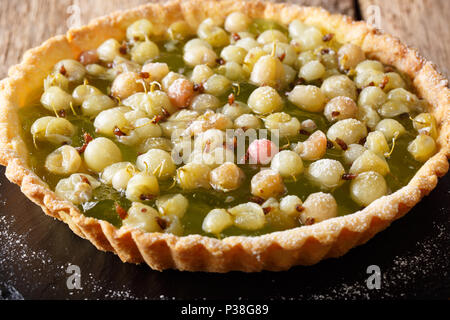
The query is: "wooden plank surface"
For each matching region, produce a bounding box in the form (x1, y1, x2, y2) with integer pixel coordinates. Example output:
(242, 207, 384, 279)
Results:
(0, 0, 448, 80)
(360, 0, 449, 78)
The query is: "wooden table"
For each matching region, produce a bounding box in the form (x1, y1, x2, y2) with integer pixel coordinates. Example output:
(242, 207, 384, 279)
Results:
(0, 0, 448, 79)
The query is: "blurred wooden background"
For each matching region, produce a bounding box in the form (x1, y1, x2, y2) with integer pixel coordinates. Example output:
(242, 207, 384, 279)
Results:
(0, 0, 448, 78)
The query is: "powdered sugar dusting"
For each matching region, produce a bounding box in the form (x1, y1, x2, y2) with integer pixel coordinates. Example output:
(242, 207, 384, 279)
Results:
(297, 207, 448, 300)
(0, 214, 58, 297)
(0, 213, 152, 300)
(82, 272, 150, 299)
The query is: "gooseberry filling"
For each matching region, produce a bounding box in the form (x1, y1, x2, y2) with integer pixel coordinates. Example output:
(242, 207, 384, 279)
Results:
(19, 15, 437, 238)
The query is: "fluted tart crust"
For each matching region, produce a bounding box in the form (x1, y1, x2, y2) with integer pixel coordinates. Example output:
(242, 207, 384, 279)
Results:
(0, 0, 448, 272)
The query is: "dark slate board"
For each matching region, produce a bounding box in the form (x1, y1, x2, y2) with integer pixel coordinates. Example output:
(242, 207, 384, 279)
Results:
(0, 166, 448, 300)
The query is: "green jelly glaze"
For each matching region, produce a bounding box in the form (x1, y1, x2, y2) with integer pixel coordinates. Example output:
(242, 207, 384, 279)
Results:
(82, 185, 132, 228)
(156, 48, 186, 72)
(18, 24, 424, 238)
(249, 19, 288, 35)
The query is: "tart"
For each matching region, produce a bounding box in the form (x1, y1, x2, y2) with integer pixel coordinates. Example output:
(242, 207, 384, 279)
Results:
(0, 0, 448, 272)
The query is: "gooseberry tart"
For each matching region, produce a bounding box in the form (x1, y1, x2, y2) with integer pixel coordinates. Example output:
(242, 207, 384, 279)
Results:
(0, 0, 448, 272)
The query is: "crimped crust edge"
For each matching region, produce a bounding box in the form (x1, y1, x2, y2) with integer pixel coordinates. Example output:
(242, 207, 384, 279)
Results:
(0, 0, 448, 272)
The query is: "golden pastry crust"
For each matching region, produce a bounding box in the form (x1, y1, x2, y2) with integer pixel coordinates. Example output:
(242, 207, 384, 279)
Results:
(0, 0, 448, 272)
